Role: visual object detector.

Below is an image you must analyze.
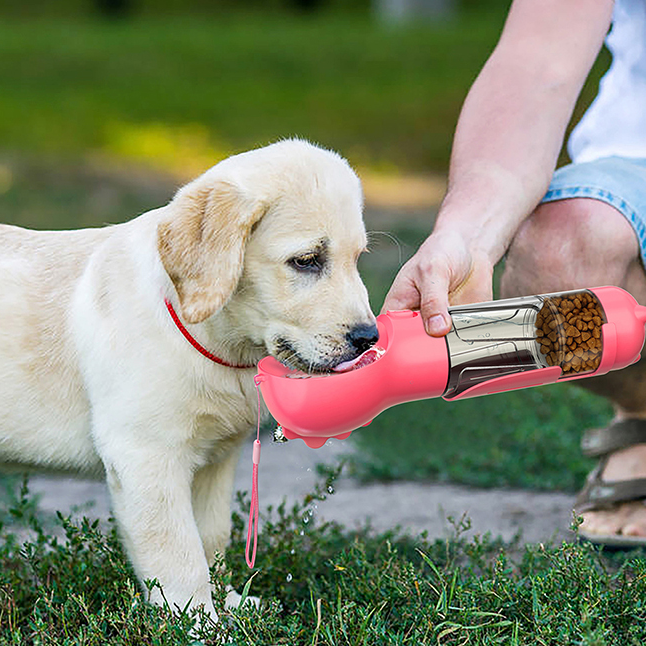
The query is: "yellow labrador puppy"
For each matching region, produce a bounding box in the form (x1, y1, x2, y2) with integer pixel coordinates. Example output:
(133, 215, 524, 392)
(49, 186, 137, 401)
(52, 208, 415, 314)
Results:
(0, 139, 377, 619)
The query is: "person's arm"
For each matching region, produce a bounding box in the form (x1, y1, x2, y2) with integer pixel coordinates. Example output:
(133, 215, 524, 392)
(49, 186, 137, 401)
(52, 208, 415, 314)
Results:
(382, 0, 614, 335)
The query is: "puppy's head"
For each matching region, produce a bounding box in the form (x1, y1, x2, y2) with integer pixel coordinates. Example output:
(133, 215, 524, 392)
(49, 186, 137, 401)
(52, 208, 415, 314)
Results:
(158, 139, 377, 372)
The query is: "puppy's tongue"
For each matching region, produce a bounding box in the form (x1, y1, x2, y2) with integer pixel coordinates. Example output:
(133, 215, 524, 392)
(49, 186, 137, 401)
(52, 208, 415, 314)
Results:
(333, 346, 385, 373)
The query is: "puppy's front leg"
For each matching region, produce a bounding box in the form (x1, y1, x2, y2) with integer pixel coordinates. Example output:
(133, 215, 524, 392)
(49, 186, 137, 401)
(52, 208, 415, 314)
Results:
(192, 443, 257, 611)
(192, 443, 243, 566)
(102, 444, 216, 619)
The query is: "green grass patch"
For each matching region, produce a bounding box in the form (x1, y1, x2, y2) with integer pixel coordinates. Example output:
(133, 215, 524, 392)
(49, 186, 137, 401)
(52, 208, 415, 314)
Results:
(0, 11, 610, 174)
(0, 10, 604, 175)
(1, 473, 645, 644)
(0, 154, 174, 230)
(346, 382, 611, 491)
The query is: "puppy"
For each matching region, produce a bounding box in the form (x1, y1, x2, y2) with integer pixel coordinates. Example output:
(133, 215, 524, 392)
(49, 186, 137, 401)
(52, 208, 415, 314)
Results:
(0, 139, 377, 619)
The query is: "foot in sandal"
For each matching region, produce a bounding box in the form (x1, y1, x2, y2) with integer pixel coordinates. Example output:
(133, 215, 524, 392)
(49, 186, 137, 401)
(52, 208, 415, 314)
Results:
(576, 417, 646, 547)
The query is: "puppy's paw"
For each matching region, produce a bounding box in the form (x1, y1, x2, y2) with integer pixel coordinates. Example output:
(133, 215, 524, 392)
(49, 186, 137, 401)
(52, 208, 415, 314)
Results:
(224, 585, 260, 611)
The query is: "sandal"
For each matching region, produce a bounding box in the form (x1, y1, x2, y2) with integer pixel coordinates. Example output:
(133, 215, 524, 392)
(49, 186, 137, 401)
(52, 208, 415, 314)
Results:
(575, 419, 646, 548)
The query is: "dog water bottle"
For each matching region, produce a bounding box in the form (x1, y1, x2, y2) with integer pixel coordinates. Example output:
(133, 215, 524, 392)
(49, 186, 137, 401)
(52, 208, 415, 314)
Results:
(254, 287, 646, 448)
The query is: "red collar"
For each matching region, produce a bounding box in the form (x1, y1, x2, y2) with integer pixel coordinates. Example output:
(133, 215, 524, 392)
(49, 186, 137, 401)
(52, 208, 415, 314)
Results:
(164, 298, 256, 369)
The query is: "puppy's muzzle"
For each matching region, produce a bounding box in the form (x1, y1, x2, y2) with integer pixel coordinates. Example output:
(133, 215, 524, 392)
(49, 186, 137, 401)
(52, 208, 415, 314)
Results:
(346, 323, 379, 356)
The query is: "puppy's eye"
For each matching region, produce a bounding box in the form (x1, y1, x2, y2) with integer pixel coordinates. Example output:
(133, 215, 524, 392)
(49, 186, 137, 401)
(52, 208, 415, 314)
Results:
(289, 253, 323, 273)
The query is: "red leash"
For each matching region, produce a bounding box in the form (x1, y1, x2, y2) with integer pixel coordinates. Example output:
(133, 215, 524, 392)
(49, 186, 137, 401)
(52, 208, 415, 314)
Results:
(246, 380, 263, 568)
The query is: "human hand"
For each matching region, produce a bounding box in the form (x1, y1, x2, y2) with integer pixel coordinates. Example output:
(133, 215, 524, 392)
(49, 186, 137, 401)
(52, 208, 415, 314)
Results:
(381, 229, 495, 336)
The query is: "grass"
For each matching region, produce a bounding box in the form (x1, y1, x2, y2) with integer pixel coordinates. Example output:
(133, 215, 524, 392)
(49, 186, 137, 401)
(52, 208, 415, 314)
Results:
(1, 473, 646, 645)
(0, 12, 499, 172)
(0, 153, 176, 230)
(346, 380, 612, 491)
(0, 10, 608, 175)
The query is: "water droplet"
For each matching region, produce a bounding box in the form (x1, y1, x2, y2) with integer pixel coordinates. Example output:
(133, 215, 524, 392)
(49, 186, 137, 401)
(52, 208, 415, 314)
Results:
(286, 573, 293, 582)
(327, 485, 335, 494)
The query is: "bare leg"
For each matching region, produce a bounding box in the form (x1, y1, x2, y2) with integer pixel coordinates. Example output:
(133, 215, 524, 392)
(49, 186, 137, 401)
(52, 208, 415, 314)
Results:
(501, 197, 646, 538)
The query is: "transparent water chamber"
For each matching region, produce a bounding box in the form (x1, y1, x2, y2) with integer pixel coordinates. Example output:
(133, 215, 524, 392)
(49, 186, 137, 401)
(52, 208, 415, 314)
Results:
(443, 289, 607, 399)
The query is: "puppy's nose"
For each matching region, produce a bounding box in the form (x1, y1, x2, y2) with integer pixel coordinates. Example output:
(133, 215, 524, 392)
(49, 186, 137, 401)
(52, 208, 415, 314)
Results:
(347, 323, 379, 355)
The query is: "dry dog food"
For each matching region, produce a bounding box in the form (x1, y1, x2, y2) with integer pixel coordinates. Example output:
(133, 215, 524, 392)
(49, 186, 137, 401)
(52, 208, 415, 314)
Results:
(535, 290, 606, 375)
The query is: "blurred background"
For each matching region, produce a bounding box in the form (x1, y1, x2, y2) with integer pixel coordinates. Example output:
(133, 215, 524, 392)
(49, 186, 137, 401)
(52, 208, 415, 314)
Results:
(0, 0, 517, 221)
(0, 0, 614, 492)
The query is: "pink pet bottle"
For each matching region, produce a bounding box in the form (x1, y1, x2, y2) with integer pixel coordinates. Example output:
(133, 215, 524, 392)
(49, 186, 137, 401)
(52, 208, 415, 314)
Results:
(255, 286, 646, 448)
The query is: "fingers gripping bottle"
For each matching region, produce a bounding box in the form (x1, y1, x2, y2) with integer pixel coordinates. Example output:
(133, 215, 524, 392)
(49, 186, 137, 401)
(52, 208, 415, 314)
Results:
(255, 286, 646, 448)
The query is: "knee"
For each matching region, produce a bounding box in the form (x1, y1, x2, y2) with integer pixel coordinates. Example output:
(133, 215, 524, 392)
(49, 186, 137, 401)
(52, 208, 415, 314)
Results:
(501, 198, 639, 297)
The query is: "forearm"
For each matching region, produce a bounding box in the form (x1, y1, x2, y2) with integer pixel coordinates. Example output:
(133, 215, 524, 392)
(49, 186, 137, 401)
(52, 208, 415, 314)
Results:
(383, 0, 613, 329)
(434, 0, 613, 264)
(436, 59, 577, 263)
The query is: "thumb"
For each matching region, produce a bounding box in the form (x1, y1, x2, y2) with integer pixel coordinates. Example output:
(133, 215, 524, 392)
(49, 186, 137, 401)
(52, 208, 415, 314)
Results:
(417, 265, 452, 337)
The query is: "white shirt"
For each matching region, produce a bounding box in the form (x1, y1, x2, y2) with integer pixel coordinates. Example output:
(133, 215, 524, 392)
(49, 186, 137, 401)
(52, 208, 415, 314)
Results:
(568, 0, 646, 163)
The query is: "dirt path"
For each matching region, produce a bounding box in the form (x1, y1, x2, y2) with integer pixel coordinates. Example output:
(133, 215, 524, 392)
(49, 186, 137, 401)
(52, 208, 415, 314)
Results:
(28, 435, 576, 547)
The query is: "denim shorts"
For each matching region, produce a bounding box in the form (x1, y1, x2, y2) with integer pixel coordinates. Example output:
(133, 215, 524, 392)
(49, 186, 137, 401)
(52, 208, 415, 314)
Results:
(541, 156, 646, 266)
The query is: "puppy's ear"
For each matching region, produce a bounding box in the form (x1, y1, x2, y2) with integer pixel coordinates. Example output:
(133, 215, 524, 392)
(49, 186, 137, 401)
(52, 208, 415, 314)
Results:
(157, 179, 267, 324)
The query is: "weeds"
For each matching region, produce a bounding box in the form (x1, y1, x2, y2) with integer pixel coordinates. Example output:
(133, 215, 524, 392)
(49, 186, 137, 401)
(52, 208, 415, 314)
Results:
(1, 472, 645, 644)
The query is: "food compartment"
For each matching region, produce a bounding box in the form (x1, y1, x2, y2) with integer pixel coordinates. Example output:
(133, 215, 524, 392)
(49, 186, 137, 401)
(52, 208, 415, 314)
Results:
(535, 290, 607, 376)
